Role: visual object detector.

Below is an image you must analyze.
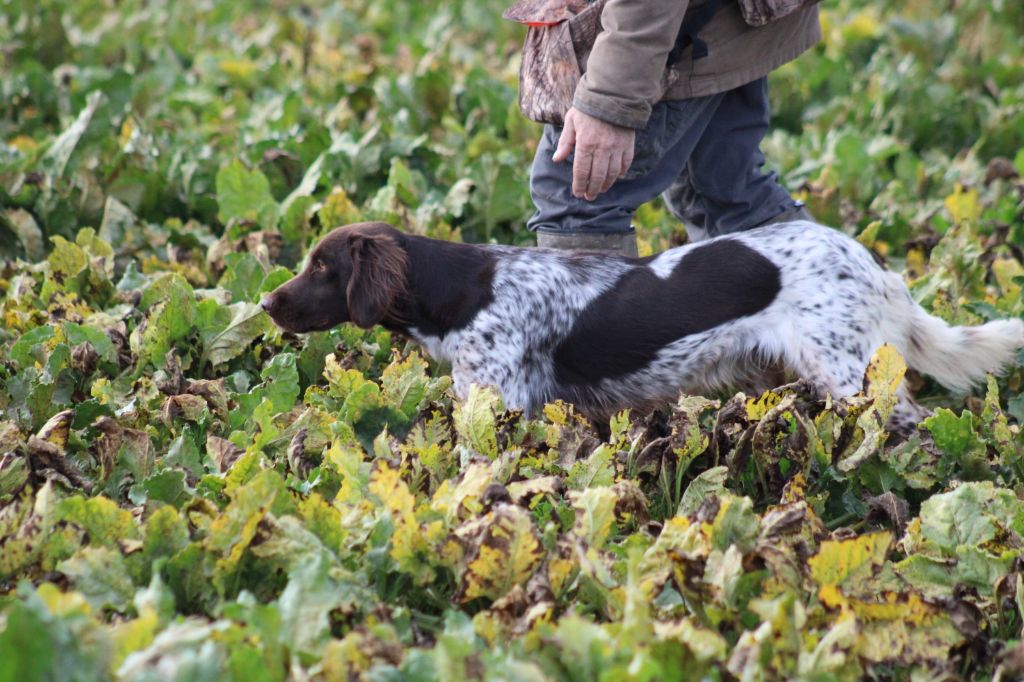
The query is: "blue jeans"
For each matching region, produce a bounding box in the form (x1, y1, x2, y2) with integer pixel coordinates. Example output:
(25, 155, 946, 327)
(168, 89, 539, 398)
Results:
(527, 78, 798, 238)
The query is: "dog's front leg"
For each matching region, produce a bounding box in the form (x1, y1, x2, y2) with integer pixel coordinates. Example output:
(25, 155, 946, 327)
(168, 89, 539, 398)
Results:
(451, 350, 534, 414)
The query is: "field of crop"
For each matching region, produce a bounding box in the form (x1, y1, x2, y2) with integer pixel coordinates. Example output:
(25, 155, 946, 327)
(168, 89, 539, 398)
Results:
(2, 0, 1024, 679)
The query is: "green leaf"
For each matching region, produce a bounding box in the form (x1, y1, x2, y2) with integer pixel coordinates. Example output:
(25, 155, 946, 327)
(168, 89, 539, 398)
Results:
(205, 470, 287, 589)
(134, 273, 197, 369)
(566, 444, 615, 491)
(453, 384, 502, 459)
(57, 495, 139, 546)
(237, 353, 300, 421)
(143, 506, 190, 562)
(0, 454, 29, 501)
(678, 466, 728, 517)
(219, 252, 267, 304)
(139, 469, 190, 507)
(917, 482, 1015, 554)
(216, 159, 279, 229)
(923, 408, 985, 458)
(9, 325, 56, 368)
(201, 302, 270, 368)
(278, 552, 342, 660)
(707, 494, 759, 554)
(381, 351, 435, 420)
(57, 546, 135, 611)
(0, 594, 61, 682)
(0, 584, 110, 682)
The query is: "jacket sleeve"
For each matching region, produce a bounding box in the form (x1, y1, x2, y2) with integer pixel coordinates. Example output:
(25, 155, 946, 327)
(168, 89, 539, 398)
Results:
(572, 0, 690, 129)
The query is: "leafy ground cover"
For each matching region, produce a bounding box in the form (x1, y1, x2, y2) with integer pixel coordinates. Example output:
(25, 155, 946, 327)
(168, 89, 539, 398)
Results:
(2, 0, 1024, 679)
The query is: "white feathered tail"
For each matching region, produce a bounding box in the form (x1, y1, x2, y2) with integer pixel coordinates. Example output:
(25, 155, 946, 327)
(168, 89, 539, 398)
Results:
(886, 274, 1024, 392)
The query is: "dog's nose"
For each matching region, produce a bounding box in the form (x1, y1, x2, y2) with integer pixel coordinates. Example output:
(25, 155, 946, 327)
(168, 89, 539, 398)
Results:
(260, 296, 272, 312)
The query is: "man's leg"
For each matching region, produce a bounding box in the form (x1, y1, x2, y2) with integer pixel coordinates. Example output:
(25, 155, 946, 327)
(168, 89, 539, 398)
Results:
(528, 94, 724, 255)
(663, 78, 809, 240)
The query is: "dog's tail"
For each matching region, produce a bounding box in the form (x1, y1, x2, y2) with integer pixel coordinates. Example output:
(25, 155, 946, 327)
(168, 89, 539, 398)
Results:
(888, 276, 1024, 392)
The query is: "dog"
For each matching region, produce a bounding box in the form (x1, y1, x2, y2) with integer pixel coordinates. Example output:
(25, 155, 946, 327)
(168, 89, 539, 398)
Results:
(261, 221, 1024, 426)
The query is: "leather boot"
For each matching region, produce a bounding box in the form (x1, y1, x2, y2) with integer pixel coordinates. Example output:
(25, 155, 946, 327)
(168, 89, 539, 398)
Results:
(756, 203, 816, 227)
(535, 231, 639, 257)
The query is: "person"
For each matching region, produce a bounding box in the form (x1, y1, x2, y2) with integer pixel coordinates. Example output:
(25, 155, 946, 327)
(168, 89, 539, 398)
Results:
(527, 0, 821, 256)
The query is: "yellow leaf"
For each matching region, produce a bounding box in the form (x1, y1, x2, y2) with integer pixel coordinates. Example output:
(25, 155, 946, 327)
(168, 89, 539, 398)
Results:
(461, 504, 543, 601)
(368, 461, 415, 520)
(548, 555, 577, 596)
(849, 591, 941, 625)
(780, 472, 808, 504)
(569, 487, 618, 550)
(218, 58, 258, 82)
(843, 10, 881, 41)
(33, 409, 74, 451)
(905, 246, 927, 277)
(856, 220, 881, 248)
(746, 391, 782, 421)
(109, 610, 159, 670)
(992, 257, 1024, 299)
(430, 461, 494, 523)
(119, 116, 136, 148)
(318, 187, 362, 229)
(654, 619, 728, 663)
(837, 346, 907, 471)
(809, 531, 892, 589)
(8, 134, 38, 154)
(205, 471, 284, 583)
(543, 401, 569, 426)
(818, 582, 847, 610)
(507, 476, 561, 505)
(369, 461, 433, 581)
(944, 183, 980, 224)
(856, 614, 963, 664)
(864, 344, 906, 404)
(37, 583, 91, 616)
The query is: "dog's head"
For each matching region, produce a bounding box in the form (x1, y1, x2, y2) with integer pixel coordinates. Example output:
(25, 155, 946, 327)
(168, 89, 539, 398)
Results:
(261, 222, 408, 333)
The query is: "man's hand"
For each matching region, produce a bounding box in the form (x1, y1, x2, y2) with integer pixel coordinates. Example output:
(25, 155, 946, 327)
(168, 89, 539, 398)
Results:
(552, 107, 636, 201)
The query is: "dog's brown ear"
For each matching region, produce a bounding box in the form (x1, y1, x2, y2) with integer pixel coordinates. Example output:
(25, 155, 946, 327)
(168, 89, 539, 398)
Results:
(345, 227, 408, 328)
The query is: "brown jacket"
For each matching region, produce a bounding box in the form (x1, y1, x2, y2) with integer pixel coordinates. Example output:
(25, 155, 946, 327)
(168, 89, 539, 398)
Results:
(573, 0, 821, 129)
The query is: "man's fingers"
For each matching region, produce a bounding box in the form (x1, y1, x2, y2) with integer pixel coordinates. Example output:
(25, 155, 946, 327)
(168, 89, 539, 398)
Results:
(620, 146, 634, 178)
(572, 147, 594, 199)
(552, 115, 576, 163)
(602, 152, 623, 194)
(584, 150, 609, 200)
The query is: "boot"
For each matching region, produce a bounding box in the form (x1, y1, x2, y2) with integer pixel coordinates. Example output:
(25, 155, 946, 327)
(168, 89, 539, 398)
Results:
(756, 203, 816, 228)
(535, 230, 639, 258)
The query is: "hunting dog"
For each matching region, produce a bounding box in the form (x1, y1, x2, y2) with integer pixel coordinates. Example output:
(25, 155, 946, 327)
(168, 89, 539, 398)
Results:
(262, 221, 1024, 426)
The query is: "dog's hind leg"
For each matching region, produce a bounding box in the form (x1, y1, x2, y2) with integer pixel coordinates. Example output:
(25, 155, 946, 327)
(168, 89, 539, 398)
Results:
(888, 389, 932, 436)
(787, 340, 932, 436)
(784, 344, 864, 402)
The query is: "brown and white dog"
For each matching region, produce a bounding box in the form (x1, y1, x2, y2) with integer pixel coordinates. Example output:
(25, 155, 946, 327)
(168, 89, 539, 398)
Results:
(262, 221, 1024, 424)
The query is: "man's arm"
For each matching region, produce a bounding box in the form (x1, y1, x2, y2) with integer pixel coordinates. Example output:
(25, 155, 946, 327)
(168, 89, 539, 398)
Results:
(555, 0, 690, 201)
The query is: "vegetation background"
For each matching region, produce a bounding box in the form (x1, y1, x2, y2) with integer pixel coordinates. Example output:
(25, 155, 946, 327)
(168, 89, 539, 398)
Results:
(1, 0, 1024, 679)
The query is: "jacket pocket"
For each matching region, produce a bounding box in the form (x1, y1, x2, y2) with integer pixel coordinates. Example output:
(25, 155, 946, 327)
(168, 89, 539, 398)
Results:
(504, 0, 606, 126)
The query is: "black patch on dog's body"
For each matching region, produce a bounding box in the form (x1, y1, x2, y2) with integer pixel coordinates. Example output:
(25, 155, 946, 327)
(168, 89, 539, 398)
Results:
(391, 235, 496, 338)
(553, 240, 781, 384)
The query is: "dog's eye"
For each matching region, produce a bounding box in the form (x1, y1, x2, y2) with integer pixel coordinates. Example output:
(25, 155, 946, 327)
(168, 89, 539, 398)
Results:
(312, 259, 326, 273)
